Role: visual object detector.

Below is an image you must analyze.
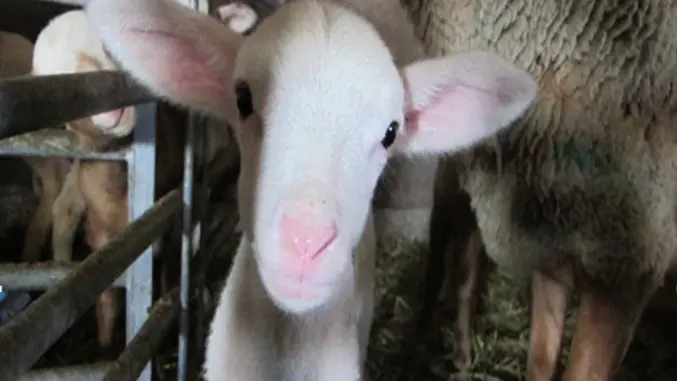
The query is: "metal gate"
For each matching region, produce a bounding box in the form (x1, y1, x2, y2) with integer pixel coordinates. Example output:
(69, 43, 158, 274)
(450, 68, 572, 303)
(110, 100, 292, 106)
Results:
(0, 0, 239, 380)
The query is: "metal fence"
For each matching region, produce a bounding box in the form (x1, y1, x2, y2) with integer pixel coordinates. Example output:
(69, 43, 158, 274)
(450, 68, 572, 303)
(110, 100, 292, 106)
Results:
(0, 0, 239, 380)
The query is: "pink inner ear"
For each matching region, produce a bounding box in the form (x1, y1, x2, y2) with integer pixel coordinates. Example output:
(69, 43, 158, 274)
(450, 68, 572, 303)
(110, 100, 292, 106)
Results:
(405, 82, 505, 133)
(126, 28, 230, 102)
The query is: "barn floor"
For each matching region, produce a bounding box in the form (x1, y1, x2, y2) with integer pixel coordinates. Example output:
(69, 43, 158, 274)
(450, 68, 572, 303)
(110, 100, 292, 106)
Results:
(34, 237, 677, 381)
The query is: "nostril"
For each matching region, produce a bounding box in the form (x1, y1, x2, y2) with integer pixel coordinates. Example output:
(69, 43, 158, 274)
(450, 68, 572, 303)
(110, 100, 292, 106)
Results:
(311, 225, 337, 259)
(280, 214, 338, 260)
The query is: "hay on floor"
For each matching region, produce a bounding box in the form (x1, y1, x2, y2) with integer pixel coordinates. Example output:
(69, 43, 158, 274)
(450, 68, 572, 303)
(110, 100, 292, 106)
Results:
(367, 238, 677, 381)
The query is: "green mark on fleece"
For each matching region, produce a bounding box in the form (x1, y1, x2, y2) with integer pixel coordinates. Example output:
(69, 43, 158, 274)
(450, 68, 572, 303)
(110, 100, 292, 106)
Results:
(554, 138, 619, 175)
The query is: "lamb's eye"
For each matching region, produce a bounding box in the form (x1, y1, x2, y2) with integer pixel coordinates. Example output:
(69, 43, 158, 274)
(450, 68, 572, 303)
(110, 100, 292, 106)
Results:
(235, 80, 253, 119)
(381, 120, 399, 149)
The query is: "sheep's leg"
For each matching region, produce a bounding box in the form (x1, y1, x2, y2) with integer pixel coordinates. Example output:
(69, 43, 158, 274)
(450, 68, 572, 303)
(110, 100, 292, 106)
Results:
(87, 222, 122, 353)
(421, 159, 486, 372)
(22, 171, 51, 262)
(526, 271, 570, 381)
(79, 161, 128, 354)
(52, 161, 86, 263)
(22, 159, 63, 263)
(419, 158, 477, 335)
(446, 231, 488, 372)
(417, 197, 452, 332)
(561, 285, 654, 381)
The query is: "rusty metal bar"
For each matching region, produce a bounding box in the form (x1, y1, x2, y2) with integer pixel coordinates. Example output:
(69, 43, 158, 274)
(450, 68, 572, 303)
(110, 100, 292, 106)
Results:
(102, 289, 179, 381)
(0, 262, 125, 290)
(0, 72, 153, 139)
(0, 128, 129, 160)
(102, 198, 238, 381)
(0, 189, 181, 381)
(0, 139, 239, 293)
(17, 362, 112, 381)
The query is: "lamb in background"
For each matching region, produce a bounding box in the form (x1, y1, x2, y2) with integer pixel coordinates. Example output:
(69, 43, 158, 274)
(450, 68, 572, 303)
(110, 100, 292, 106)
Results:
(85, 0, 538, 379)
(29, 9, 138, 354)
(30, 8, 231, 353)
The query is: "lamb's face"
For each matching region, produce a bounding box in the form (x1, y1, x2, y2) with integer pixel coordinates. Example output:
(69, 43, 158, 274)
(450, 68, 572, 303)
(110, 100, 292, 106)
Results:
(232, 2, 403, 313)
(86, 0, 538, 316)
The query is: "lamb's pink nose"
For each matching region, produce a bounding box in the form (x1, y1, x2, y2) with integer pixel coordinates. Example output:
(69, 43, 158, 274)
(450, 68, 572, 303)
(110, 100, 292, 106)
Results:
(279, 214, 337, 260)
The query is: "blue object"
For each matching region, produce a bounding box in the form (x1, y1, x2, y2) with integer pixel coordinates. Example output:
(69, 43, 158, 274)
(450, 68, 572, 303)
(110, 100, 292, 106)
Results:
(0, 290, 31, 326)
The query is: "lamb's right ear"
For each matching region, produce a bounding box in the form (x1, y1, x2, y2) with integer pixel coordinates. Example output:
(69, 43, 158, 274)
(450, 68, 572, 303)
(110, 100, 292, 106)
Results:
(85, 0, 244, 122)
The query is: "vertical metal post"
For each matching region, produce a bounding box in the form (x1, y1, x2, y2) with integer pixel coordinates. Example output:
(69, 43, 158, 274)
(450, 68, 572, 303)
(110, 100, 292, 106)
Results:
(177, 115, 197, 381)
(126, 102, 158, 381)
(189, 1, 214, 375)
(191, 118, 209, 378)
(177, 1, 211, 379)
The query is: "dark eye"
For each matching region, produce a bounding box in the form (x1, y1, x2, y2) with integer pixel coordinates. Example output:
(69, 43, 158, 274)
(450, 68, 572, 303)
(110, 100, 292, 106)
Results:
(381, 121, 399, 149)
(235, 80, 253, 119)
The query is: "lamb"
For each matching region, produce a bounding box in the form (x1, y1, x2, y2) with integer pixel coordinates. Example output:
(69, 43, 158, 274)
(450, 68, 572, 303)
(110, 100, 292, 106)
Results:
(84, 0, 538, 378)
(30, 9, 231, 354)
(29, 9, 139, 353)
(0, 30, 80, 267)
(34, 10, 234, 352)
(404, 0, 677, 380)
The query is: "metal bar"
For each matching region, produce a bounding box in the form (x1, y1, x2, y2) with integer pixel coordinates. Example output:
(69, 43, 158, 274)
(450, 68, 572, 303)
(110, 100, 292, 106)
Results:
(0, 189, 181, 381)
(0, 72, 153, 139)
(0, 262, 125, 290)
(102, 289, 179, 381)
(0, 128, 129, 161)
(177, 0, 206, 375)
(0, 143, 239, 294)
(177, 113, 198, 381)
(189, 4, 214, 370)
(17, 362, 112, 381)
(102, 200, 239, 381)
(190, 118, 210, 381)
(125, 102, 158, 381)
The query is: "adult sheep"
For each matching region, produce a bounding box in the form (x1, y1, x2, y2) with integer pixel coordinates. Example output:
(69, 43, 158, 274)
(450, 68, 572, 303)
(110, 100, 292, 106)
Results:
(411, 1, 677, 380)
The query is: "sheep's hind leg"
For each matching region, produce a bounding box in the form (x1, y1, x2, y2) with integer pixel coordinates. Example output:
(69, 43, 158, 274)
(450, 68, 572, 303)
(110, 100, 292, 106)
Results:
(562, 281, 655, 381)
(526, 271, 571, 381)
(52, 161, 86, 263)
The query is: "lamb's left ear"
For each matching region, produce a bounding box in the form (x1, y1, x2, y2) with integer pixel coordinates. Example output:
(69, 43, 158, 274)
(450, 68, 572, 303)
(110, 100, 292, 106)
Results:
(397, 50, 538, 156)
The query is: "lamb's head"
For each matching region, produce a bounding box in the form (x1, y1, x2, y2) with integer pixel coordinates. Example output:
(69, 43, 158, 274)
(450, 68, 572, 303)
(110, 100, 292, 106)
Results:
(33, 9, 135, 137)
(86, 0, 538, 314)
